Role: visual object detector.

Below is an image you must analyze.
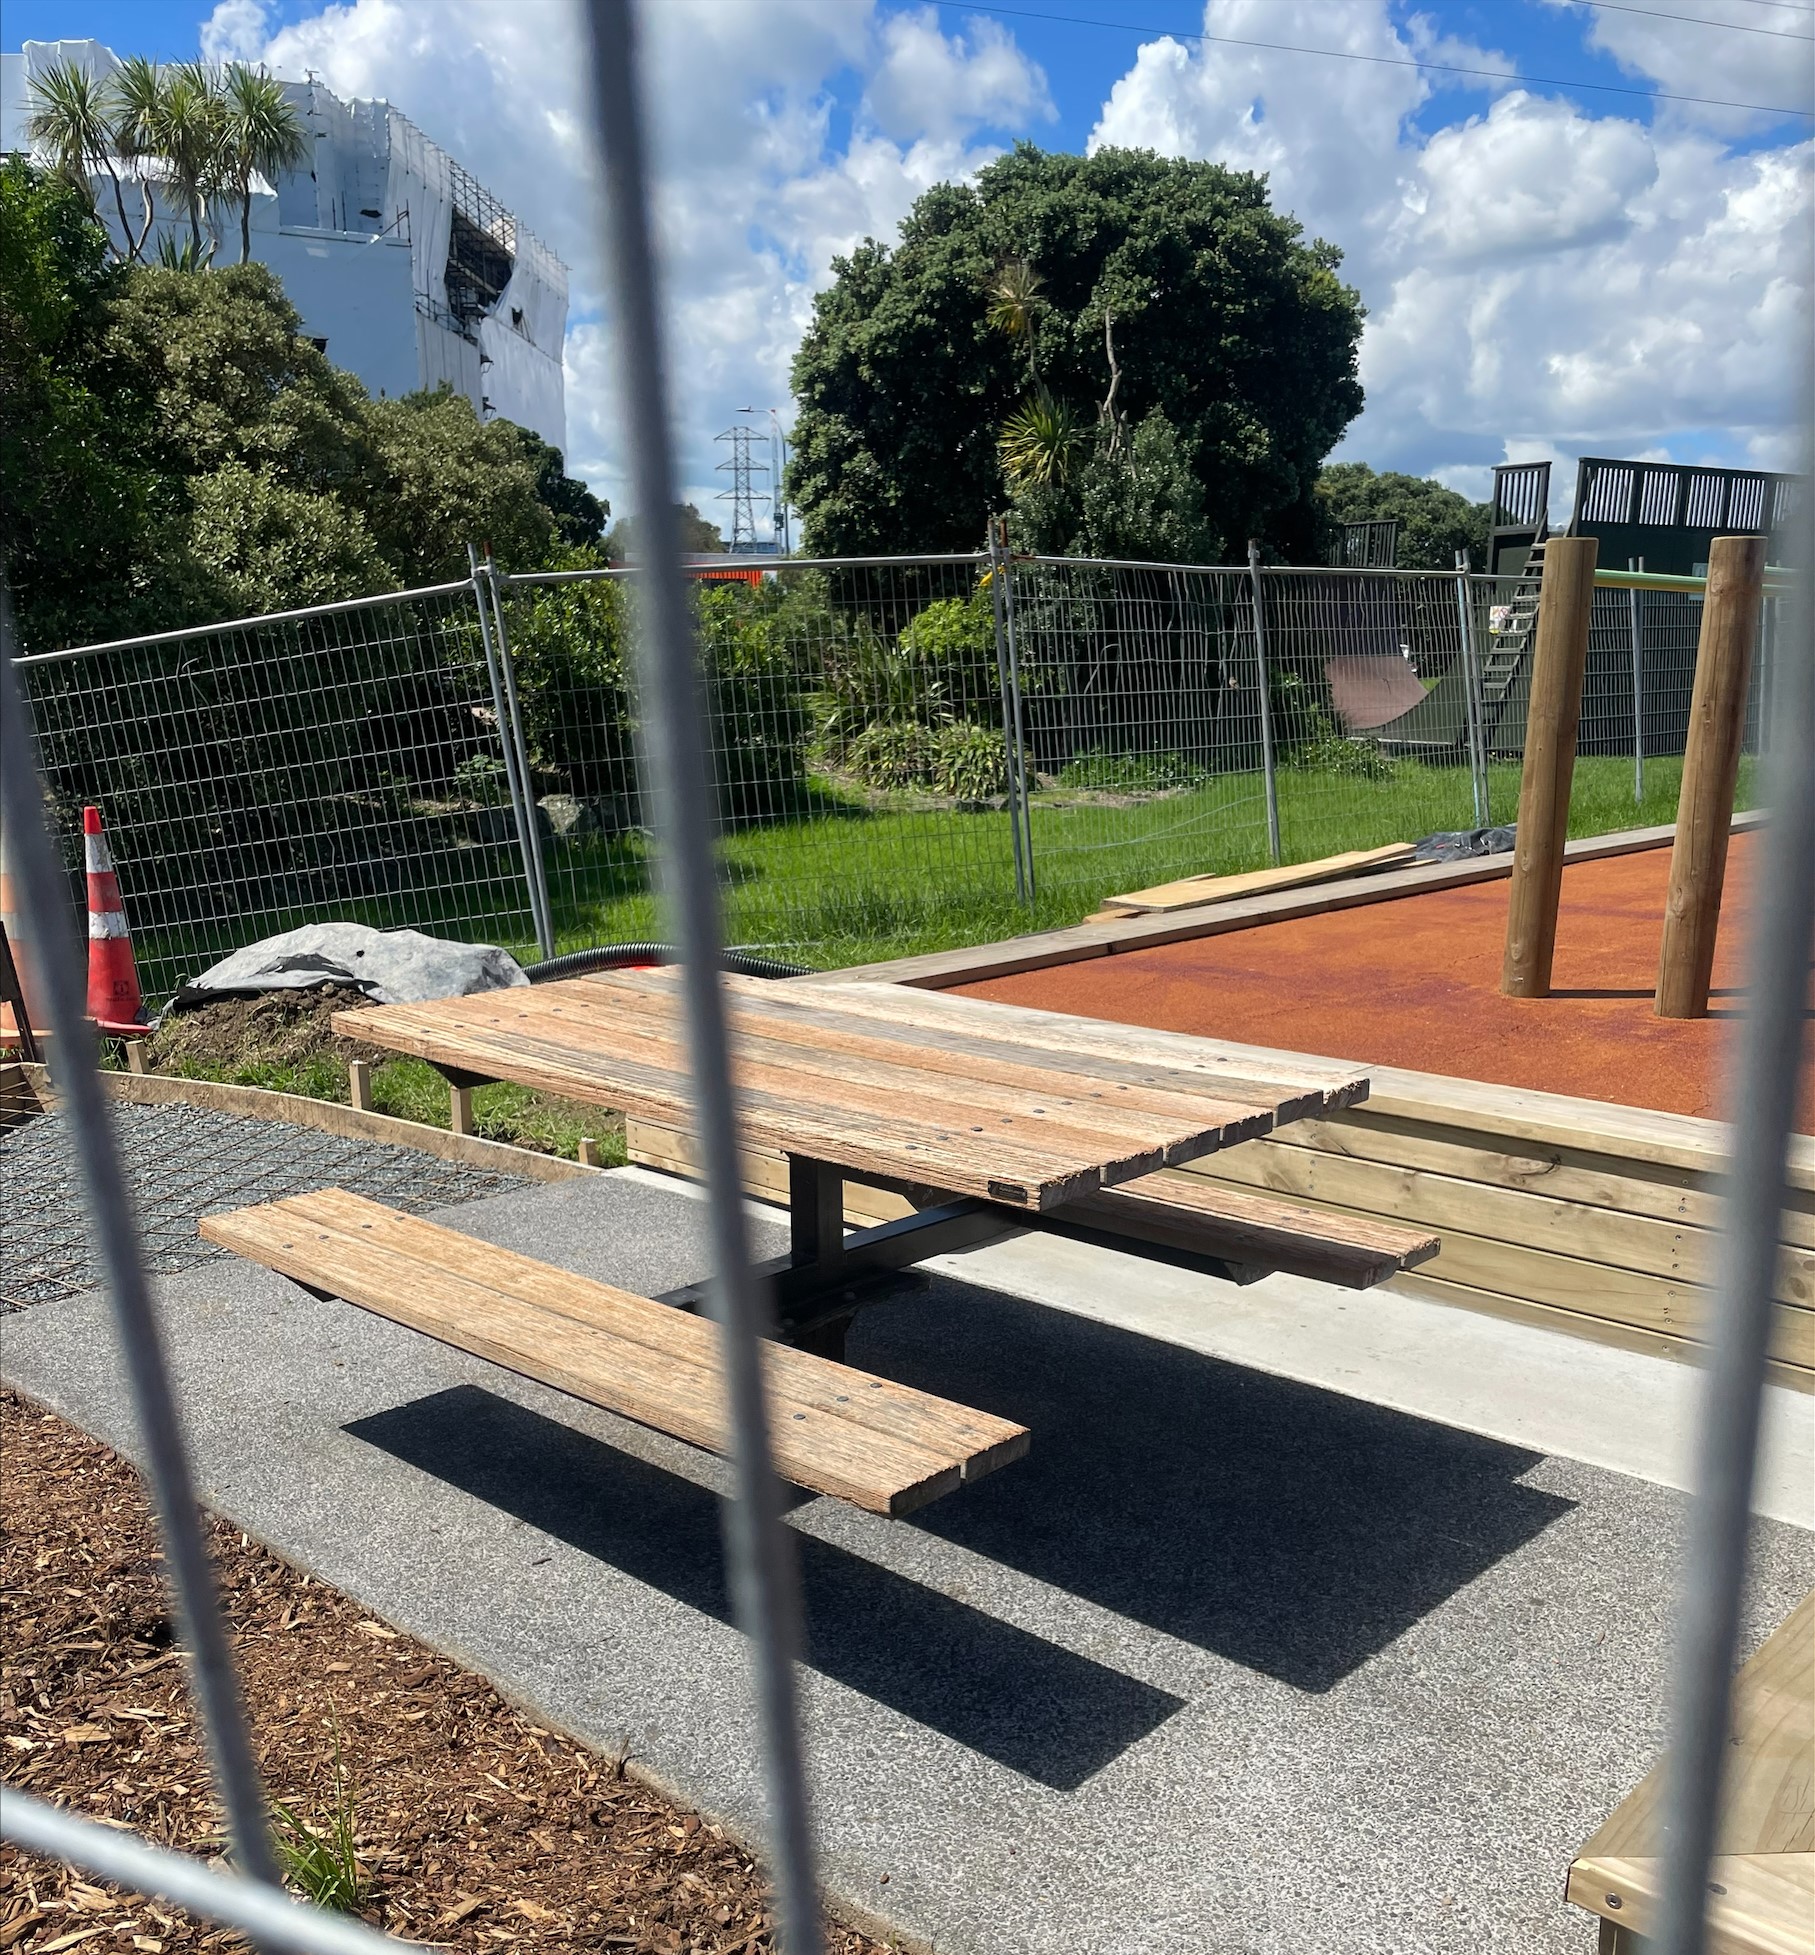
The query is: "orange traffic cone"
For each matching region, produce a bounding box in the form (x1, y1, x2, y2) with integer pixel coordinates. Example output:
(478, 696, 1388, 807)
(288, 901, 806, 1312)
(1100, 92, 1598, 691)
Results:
(83, 806, 146, 1035)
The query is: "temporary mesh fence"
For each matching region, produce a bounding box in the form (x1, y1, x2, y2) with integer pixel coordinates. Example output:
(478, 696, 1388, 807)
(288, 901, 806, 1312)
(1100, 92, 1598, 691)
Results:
(13, 580, 543, 1007)
(9, 552, 1769, 997)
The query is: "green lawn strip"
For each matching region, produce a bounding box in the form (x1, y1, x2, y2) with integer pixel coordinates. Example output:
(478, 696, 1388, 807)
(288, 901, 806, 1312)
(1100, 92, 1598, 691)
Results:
(139, 1051, 623, 1165)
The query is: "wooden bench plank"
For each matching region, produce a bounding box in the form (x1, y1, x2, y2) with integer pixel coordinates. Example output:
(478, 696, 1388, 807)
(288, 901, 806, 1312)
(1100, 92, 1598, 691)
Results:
(200, 1191, 1029, 1516)
(1568, 1587, 1814, 1952)
(1040, 1169, 1441, 1289)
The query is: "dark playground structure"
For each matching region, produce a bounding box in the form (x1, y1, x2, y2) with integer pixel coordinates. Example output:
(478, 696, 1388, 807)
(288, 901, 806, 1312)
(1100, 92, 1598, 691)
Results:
(1326, 455, 1802, 762)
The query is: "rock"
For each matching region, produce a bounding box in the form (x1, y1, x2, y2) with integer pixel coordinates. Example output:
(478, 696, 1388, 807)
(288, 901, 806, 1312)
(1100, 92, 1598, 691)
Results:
(170, 923, 530, 1009)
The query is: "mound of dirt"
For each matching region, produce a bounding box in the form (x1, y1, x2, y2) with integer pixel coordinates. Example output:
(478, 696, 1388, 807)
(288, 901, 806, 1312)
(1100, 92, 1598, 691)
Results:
(147, 982, 387, 1076)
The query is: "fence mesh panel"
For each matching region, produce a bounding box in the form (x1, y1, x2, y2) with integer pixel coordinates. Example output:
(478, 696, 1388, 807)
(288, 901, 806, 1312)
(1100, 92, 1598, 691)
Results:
(16, 586, 540, 1006)
(11, 555, 1770, 987)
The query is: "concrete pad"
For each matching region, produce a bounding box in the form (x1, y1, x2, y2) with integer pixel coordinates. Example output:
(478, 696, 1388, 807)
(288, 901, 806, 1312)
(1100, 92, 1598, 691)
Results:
(6, 1169, 1811, 1955)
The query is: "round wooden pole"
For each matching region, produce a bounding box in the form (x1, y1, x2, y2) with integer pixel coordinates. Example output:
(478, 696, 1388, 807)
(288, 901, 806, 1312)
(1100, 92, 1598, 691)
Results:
(1655, 534, 1767, 1019)
(1502, 535, 1599, 997)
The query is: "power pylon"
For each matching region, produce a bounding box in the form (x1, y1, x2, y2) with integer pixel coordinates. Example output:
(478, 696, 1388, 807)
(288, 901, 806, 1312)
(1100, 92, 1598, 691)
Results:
(715, 425, 769, 553)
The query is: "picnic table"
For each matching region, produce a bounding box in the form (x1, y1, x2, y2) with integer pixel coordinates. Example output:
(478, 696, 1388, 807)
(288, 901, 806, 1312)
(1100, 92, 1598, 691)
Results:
(329, 970, 1432, 1349)
(204, 970, 1439, 1515)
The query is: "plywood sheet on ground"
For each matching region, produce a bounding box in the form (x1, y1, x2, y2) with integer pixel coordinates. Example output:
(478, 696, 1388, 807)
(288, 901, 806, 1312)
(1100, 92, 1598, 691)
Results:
(957, 833, 1815, 1130)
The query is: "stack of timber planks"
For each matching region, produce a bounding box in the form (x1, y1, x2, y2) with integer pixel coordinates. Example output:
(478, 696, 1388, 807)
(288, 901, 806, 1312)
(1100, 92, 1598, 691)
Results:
(1091, 843, 1417, 921)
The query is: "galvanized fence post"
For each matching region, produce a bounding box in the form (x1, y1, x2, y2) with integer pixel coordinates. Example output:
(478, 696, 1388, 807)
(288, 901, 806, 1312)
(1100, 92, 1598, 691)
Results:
(1453, 552, 1490, 828)
(468, 544, 554, 960)
(987, 526, 1032, 906)
(482, 552, 556, 958)
(1630, 558, 1646, 806)
(1245, 540, 1283, 865)
(999, 534, 1037, 904)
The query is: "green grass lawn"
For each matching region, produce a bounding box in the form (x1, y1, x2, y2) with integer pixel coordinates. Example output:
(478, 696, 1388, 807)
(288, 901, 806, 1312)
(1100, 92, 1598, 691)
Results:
(122, 748, 1733, 1007)
(540, 750, 1727, 970)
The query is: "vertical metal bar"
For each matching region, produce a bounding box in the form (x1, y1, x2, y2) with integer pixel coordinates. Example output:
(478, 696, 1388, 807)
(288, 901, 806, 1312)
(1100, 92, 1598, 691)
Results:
(467, 546, 552, 959)
(1650, 490, 1815, 1955)
(0, 606, 281, 1893)
(1454, 552, 1490, 827)
(1246, 539, 1282, 864)
(999, 534, 1037, 903)
(578, 11, 823, 1955)
(986, 527, 1031, 905)
(1631, 558, 1646, 806)
(482, 555, 556, 958)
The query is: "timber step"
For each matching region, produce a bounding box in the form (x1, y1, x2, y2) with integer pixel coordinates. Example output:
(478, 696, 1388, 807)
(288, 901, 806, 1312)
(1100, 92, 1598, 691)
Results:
(1045, 1169, 1441, 1288)
(1567, 1585, 1813, 1952)
(200, 1188, 1029, 1517)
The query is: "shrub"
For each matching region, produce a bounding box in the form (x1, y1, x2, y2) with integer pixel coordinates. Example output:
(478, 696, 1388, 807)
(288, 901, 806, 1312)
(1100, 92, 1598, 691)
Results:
(929, 722, 1012, 800)
(1052, 749, 1212, 794)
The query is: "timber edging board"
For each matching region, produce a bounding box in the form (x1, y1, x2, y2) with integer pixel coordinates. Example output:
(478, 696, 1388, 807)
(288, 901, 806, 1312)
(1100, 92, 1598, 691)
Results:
(16, 1064, 593, 1184)
(761, 818, 1814, 1389)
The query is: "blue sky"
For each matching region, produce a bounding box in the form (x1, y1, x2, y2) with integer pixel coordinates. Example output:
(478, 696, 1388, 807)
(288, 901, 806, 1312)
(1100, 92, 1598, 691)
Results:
(11, 2, 1811, 525)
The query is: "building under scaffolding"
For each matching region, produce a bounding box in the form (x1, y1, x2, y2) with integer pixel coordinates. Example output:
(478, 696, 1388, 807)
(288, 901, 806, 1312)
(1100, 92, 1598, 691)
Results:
(0, 39, 568, 452)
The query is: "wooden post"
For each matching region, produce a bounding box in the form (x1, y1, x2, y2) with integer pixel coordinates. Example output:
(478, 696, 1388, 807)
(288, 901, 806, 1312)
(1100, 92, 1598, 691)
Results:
(1502, 535, 1599, 997)
(577, 1135, 601, 1169)
(347, 1059, 373, 1112)
(124, 1038, 149, 1077)
(1656, 533, 1767, 1018)
(450, 1083, 475, 1135)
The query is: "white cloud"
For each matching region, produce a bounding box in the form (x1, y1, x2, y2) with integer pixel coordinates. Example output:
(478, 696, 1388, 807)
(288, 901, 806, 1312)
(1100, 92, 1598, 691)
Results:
(1535, 0, 1814, 138)
(864, 7, 1052, 143)
(200, 0, 272, 62)
(226, 0, 1046, 523)
(1088, 0, 1810, 494)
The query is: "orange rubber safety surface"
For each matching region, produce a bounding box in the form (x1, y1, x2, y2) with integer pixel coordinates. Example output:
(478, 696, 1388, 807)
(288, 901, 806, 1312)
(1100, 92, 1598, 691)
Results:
(957, 833, 1815, 1131)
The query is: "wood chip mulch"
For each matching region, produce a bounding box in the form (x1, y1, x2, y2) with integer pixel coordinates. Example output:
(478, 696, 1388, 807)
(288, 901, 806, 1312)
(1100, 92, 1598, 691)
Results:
(0, 1389, 895, 1955)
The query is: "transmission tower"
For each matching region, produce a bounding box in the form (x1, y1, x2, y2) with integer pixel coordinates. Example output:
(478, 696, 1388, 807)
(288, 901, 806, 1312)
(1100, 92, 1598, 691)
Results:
(715, 424, 769, 553)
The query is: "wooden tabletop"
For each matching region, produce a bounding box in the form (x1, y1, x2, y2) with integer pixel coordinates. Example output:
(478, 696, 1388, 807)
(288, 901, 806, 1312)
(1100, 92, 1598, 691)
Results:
(334, 970, 1370, 1212)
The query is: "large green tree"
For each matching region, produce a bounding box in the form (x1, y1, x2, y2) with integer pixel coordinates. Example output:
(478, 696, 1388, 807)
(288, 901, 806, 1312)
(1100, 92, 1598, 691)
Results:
(788, 144, 1364, 562)
(1317, 462, 1488, 570)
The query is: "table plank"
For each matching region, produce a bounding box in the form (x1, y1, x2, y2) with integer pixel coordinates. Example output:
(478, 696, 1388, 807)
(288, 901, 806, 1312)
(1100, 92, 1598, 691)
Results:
(765, 978, 1371, 1115)
(335, 971, 1365, 1211)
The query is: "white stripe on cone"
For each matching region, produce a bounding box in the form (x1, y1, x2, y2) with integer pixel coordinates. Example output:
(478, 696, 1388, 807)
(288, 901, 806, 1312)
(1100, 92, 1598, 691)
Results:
(89, 910, 131, 939)
(84, 833, 116, 874)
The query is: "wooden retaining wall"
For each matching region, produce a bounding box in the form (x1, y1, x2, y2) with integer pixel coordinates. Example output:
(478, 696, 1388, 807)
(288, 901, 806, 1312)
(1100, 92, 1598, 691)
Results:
(631, 816, 1814, 1393)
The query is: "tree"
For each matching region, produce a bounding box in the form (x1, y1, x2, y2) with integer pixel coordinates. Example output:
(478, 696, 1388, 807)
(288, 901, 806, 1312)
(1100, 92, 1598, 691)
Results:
(152, 61, 229, 263)
(24, 58, 134, 252)
(602, 503, 724, 559)
(360, 390, 556, 583)
(1316, 463, 1488, 570)
(789, 145, 1364, 562)
(106, 56, 166, 262)
(220, 66, 309, 265)
(511, 426, 609, 549)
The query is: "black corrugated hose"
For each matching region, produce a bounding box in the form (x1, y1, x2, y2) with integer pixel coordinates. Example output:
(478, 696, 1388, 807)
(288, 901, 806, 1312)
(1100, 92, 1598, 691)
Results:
(523, 943, 812, 983)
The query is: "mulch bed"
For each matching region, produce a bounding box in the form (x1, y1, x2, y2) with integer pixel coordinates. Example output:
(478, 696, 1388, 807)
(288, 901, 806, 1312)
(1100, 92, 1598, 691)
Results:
(0, 1390, 893, 1955)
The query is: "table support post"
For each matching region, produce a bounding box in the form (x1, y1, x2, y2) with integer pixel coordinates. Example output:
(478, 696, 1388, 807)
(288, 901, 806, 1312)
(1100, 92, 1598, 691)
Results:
(788, 1155, 845, 1272)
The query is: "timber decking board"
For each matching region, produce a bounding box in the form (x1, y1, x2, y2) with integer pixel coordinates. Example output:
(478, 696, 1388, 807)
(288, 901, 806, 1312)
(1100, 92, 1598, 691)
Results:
(200, 1190, 1028, 1516)
(1049, 1169, 1440, 1289)
(1568, 1588, 1813, 1952)
(336, 973, 1365, 1212)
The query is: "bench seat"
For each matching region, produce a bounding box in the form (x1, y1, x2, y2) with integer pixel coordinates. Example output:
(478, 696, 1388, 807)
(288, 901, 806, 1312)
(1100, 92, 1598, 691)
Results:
(1567, 1585, 1813, 1953)
(200, 1188, 1029, 1517)
(1039, 1168, 1442, 1288)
